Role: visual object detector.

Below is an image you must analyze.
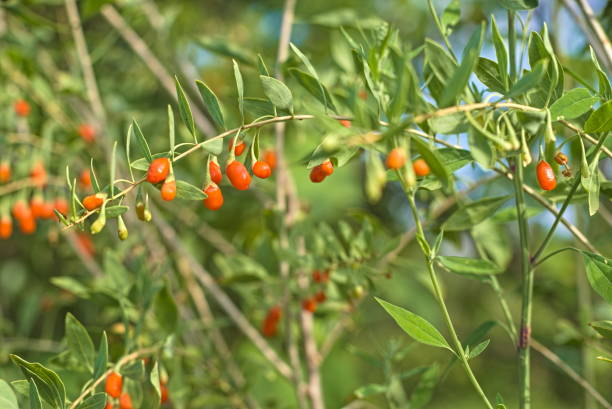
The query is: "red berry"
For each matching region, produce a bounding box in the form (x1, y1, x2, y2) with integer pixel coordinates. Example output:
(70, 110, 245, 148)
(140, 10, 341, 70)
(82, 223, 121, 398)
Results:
(19, 215, 36, 234)
(302, 298, 317, 313)
(209, 161, 223, 184)
(315, 291, 326, 303)
(30, 196, 45, 219)
(160, 382, 169, 403)
(339, 119, 351, 128)
(252, 161, 272, 179)
(54, 198, 69, 216)
(14, 99, 31, 117)
(413, 158, 430, 177)
(203, 183, 224, 210)
(226, 160, 251, 190)
(80, 169, 92, 189)
(309, 166, 326, 183)
(79, 124, 96, 143)
(262, 305, 282, 337)
(12, 200, 31, 221)
(161, 179, 176, 201)
(229, 138, 246, 156)
(0, 161, 10, 183)
(320, 160, 334, 176)
(0, 216, 12, 239)
(119, 393, 132, 409)
(147, 158, 171, 184)
(83, 194, 104, 211)
(386, 148, 406, 169)
(40, 201, 55, 219)
(30, 162, 48, 187)
(536, 160, 556, 191)
(263, 150, 277, 171)
(105, 372, 123, 399)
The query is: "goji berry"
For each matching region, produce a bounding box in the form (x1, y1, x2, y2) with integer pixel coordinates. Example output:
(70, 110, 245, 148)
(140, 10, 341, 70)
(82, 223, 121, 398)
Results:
(54, 198, 69, 216)
(315, 291, 326, 303)
(12, 200, 31, 220)
(226, 160, 251, 190)
(161, 179, 176, 201)
(320, 160, 334, 176)
(554, 152, 568, 166)
(413, 158, 430, 177)
(209, 161, 222, 184)
(0, 216, 12, 239)
(83, 194, 104, 211)
(312, 270, 329, 283)
(536, 160, 556, 191)
(0, 161, 10, 183)
(203, 183, 224, 210)
(104, 400, 114, 409)
(339, 119, 351, 128)
(79, 124, 96, 143)
(19, 215, 36, 234)
(302, 297, 317, 313)
(40, 201, 55, 219)
(252, 160, 272, 179)
(80, 169, 92, 189)
(30, 162, 48, 187)
(105, 371, 123, 398)
(30, 196, 45, 219)
(309, 166, 326, 183)
(262, 305, 282, 337)
(160, 382, 169, 403)
(147, 157, 171, 184)
(386, 147, 406, 170)
(263, 150, 277, 171)
(119, 393, 132, 409)
(229, 138, 246, 156)
(14, 99, 31, 117)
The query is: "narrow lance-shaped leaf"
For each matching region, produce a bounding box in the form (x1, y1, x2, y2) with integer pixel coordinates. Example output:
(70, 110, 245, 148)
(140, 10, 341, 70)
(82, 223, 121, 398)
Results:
(506, 60, 548, 98)
(589, 321, 612, 339)
(233, 59, 244, 123)
(290, 42, 328, 110)
(90, 158, 101, 193)
(65, 313, 95, 373)
(288, 68, 337, 112)
(9, 355, 66, 409)
(375, 297, 454, 353)
(176, 180, 207, 200)
(93, 331, 108, 379)
(444, 196, 510, 231)
(196, 80, 225, 131)
(174, 76, 196, 139)
(109, 141, 117, 197)
(437, 256, 503, 276)
(260, 76, 293, 111)
(150, 361, 161, 402)
(125, 123, 135, 181)
(132, 120, 152, 163)
(168, 105, 175, 158)
(29, 380, 42, 409)
(491, 15, 508, 89)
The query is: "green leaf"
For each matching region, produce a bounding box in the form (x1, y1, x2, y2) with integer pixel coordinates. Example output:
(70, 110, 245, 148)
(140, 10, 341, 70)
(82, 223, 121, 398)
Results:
(154, 285, 178, 334)
(175, 76, 196, 138)
(437, 256, 503, 275)
(256, 54, 270, 76)
(467, 339, 490, 359)
(90, 158, 101, 193)
(28, 380, 41, 409)
(582, 251, 612, 304)
(354, 383, 387, 399)
(375, 298, 454, 353)
(436, 148, 473, 172)
(131, 120, 152, 163)
(443, 196, 510, 231)
(65, 313, 95, 373)
(549, 88, 598, 120)
(0, 380, 18, 409)
(110, 141, 117, 196)
(590, 46, 611, 99)
(441, 0, 460, 35)
(260, 76, 293, 110)
(584, 100, 612, 133)
(439, 23, 484, 107)
(475, 58, 507, 93)
(498, 0, 539, 10)
(150, 362, 161, 402)
(9, 355, 66, 409)
(196, 81, 225, 130)
(290, 43, 328, 109)
(76, 393, 107, 409)
(288, 68, 337, 112)
(93, 332, 108, 380)
(50, 276, 90, 298)
(105, 206, 129, 218)
(589, 321, 612, 339)
(412, 136, 451, 190)
(506, 60, 548, 99)
(491, 15, 508, 89)
(168, 105, 175, 157)
(176, 180, 206, 200)
(121, 360, 145, 381)
(233, 59, 245, 123)
(200, 137, 223, 156)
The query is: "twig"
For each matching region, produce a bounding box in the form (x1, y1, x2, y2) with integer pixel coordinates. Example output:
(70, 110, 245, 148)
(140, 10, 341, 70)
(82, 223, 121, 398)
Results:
(559, 119, 612, 159)
(574, 0, 612, 72)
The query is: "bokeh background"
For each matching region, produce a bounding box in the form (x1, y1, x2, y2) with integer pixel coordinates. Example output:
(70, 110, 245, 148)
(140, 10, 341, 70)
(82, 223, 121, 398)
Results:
(1, 0, 611, 408)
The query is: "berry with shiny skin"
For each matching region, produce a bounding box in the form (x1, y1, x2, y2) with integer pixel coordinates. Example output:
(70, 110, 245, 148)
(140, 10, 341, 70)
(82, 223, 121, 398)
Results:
(263, 150, 277, 171)
(105, 372, 123, 398)
(203, 183, 224, 210)
(30, 196, 45, 219)
(119, 393, 132, 409)
(83, 194, 104, 211)
(386, 148, 406, 169)
(209, 161, 223, 184)
(309, 166, 326, 183)
(320, 160, 334, 176)
(226, 161, 251, 190)
(147, 158, 171, 184)
(161, 180, 176, 201)
(229, 138, 246, 156)
(12, 200, 31, 221)
(413, 158, 430, 177)
(80, 169, 92, 189)
(536, 160, 557, 191)
(252, 161, 272, 179)
(19, 215, 36, 234)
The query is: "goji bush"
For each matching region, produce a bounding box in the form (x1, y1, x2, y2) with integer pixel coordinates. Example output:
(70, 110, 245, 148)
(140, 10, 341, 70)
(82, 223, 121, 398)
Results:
(0, 1, 611, 409)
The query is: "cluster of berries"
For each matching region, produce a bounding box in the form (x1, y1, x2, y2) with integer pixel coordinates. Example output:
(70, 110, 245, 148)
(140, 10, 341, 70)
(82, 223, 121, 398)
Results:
(302, 269, 330, 313)
(105, 370, 168, 409)
(385, 147, 431, 176)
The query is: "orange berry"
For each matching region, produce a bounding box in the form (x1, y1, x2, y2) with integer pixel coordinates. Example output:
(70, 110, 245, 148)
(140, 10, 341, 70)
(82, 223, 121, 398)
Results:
(203, 183, 224, 210)
(262, 305, 281, 338)
(30, 162, 48, 187)
(14, 99, 31, 117)
(104, 400, 114, 409)
(0, 161, 10, 183)
(386, 148, 406, 169)
(252, 161, 272, 179)
(54, 198, 69, 216)
(82, 194, 104, 211)
(30, 196, 45, 219)
(229, 138, 246, 156)
(315, 291, 326, 303)
(263, 150, 277, 171)
(12, 200, 31, 221)
(160, 382, 169, 403)
(302, 298, 317, 313)
(19, 215, 36, 234)
(339, 119, 351, 128)
(320, 160, 334, 176)
(161, 179, 176, 201)
(119, 393, 132, 409)
(105, 372, 123, 399)
(309, 166, 326, 183)
(209, 161, 223, 185)
(0, 216, 12, 239)
(147, 158, 171, 184)
(40, 201, 55, 219)
(79, 124, 96, 143)
(80, 169, 92, 189)
(413, 158, 430, 177)
(536, 160, 556, 191)
(226, 160, 251, 191)
(554, 152, 568, 166)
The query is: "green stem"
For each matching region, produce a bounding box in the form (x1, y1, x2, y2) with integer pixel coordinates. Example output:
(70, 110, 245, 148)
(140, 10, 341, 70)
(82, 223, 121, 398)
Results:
(406, 193, 494, 409)
(508, 10, 517, 82)
(513, 154, 532, 409)
(533, 247, 580, 267)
